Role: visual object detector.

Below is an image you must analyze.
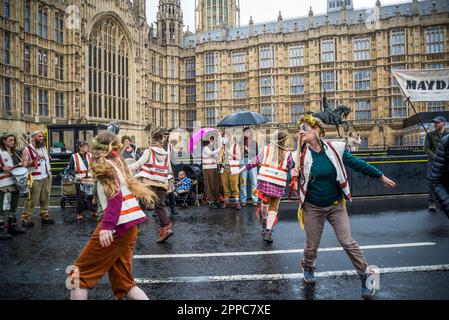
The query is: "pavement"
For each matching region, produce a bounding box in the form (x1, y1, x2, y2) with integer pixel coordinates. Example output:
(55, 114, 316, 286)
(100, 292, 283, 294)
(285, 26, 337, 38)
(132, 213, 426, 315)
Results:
(1, 194, 449, 300)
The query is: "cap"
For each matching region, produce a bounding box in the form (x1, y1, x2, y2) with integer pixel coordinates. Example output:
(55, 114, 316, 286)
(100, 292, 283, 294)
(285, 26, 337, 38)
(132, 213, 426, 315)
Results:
(431, 116, 447, 123)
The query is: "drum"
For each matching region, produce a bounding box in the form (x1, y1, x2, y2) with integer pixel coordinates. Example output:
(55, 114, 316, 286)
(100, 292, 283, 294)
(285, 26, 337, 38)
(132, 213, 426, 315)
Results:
(11, 167, 30, 195)
(80, 178, 95, 196)
(124, 158, 138, 175)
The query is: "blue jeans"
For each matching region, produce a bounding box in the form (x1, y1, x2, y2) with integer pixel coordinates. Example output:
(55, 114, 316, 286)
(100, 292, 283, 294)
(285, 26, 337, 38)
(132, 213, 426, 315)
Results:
(240, 167, 258, 203)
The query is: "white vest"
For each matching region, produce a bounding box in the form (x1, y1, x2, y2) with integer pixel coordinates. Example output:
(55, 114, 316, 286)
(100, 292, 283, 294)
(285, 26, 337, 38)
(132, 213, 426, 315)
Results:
(26, 144, 50, 181)
(297, 140, 351, 211)
(223, 144, 240, 174)
(202, 146, 218, 170)
(135, 147, 169, 184)
(0, 150, 15, 188)
(72, 152, 92, 180)
(97, 160, 146, 227)
(258, 145, 290, 187)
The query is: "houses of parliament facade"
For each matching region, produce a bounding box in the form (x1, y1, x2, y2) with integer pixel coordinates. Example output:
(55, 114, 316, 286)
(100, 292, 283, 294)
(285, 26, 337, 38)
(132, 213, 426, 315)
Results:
(0, 0, 448, 147)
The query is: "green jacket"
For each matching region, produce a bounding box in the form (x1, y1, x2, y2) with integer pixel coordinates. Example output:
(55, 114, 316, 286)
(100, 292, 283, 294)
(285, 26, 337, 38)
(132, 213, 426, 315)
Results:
(425, 130, 448, 160)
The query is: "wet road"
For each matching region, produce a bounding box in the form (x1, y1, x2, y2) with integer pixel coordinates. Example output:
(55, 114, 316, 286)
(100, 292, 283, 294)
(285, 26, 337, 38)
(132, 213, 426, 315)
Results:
(1, 195, 449, 300)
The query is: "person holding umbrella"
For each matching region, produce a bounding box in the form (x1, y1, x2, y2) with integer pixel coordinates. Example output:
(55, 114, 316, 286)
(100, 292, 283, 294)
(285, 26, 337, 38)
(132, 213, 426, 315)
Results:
(219, 130, 242, 210)
(240, 128, 259, 207)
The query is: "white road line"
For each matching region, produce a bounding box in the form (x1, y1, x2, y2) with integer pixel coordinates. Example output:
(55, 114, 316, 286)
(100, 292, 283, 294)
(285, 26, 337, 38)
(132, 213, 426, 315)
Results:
(134, 264, 449, 284)
(133, 242, 436, 259)
(17, 206, 75, 209)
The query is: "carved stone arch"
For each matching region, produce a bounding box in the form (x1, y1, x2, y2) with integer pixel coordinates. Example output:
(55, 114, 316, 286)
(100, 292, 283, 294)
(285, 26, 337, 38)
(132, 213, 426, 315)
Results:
(86, 11, 134, 57)
(85, 12, 134, 123)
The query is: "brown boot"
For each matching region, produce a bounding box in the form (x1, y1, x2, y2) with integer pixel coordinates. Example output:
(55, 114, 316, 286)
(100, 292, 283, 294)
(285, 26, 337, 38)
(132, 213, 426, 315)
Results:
(156, 225, 174, 243)
(21, 213, 34, 228)
(41, 213, 55, 225)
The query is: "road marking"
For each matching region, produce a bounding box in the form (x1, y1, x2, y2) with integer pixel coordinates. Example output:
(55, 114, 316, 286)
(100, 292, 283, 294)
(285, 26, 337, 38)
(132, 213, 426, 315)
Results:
(134, 264, 449, 284)
(17, 206, 76, 209)
(133, 242, 436, 259)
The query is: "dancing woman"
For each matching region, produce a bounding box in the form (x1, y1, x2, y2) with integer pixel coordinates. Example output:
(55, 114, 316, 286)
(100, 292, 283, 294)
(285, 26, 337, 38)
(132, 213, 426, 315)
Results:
(291, 114, 396, 299)
(69, 131, 155, 300)
(234, 131, 292, 243)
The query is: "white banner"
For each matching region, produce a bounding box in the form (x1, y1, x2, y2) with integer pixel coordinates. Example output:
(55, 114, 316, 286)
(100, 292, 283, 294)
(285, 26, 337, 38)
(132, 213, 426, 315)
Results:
(392, 69, 449, 102)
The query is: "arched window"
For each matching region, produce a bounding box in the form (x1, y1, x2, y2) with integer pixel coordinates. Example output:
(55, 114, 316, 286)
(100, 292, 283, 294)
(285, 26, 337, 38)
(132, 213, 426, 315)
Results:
(169, 22, 175, 40)
(88, 17, 129, 120)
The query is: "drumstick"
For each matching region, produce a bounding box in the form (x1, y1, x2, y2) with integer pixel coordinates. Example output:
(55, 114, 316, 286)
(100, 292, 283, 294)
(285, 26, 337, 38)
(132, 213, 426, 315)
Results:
(293, 133, 303, 191)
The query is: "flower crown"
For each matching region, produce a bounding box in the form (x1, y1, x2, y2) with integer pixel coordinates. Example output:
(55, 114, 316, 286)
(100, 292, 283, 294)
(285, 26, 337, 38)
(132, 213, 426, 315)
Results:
(297, 114, 326, 135)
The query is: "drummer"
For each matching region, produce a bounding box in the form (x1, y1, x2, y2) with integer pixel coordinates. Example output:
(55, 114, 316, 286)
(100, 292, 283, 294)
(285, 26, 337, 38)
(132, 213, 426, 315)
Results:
(121, 136, 142, 161)
(0, 132, 26, 240)
(69, 140, 96, 221)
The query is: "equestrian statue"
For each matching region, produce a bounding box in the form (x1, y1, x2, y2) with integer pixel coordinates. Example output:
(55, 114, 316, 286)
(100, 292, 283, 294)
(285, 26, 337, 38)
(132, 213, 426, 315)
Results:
(310, 87, 351, 138)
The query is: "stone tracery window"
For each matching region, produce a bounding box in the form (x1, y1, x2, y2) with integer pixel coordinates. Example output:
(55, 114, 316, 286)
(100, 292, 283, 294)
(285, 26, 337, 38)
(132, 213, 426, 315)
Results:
(88, 17, 129, 121)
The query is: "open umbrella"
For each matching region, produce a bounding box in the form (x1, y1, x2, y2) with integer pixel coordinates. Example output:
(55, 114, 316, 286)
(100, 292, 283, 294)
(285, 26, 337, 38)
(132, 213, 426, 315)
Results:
(189, 128, 219, 157)
(217, 111, 270, 127)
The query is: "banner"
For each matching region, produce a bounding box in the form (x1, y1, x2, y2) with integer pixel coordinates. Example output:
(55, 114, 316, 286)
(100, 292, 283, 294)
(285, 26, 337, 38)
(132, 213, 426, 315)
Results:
(392, 69, 449, 102)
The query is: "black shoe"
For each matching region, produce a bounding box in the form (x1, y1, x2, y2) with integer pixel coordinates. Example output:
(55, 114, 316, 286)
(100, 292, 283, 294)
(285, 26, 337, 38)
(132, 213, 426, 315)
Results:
(209, 203, 219, 209)
(171, 208, 180, 215)
(7, 217, 26, 235)
(0, 227, 12, 240)
(21, 219, 34, 228)
(263, 230, 273, 243)
(41, 217, 55, 225)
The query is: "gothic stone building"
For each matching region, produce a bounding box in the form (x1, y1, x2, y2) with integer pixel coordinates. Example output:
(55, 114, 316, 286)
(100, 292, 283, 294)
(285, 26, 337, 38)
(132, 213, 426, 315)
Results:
(0, 0, 448, 148)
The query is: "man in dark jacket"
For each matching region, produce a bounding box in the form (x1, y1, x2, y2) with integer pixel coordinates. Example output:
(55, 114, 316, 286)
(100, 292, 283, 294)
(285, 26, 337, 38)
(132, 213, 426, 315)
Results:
(430, 134, 449, 218)
(424, 116, 448, 211)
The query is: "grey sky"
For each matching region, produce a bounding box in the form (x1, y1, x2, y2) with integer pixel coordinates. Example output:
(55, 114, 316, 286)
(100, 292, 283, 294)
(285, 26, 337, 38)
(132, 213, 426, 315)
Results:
(145, 0, 409, 31)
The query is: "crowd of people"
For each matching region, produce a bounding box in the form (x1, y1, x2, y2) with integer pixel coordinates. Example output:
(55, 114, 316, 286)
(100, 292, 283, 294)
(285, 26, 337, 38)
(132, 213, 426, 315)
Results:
(1, 113, 448, 300)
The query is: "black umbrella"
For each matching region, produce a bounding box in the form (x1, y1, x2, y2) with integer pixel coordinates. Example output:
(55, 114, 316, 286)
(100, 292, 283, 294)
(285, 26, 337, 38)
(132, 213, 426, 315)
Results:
(217, 111, 270, 127)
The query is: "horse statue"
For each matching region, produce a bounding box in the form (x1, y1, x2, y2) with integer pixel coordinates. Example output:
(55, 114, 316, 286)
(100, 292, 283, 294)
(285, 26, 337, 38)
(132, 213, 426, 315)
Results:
(312, 106, 351, 138)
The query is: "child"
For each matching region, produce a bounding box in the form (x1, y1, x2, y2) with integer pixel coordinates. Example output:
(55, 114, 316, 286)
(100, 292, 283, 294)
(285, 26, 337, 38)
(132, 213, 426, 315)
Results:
(175, 171, 192, 196)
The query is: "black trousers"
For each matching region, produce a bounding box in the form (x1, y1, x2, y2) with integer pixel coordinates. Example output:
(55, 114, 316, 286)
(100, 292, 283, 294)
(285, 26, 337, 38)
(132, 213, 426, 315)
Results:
(75, 183, 94, 214)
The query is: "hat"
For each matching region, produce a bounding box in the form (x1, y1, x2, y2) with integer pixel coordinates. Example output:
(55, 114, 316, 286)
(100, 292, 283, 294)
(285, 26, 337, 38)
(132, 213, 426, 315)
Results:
(31, 130, 43, 137)
(431, 116, 447, 123)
